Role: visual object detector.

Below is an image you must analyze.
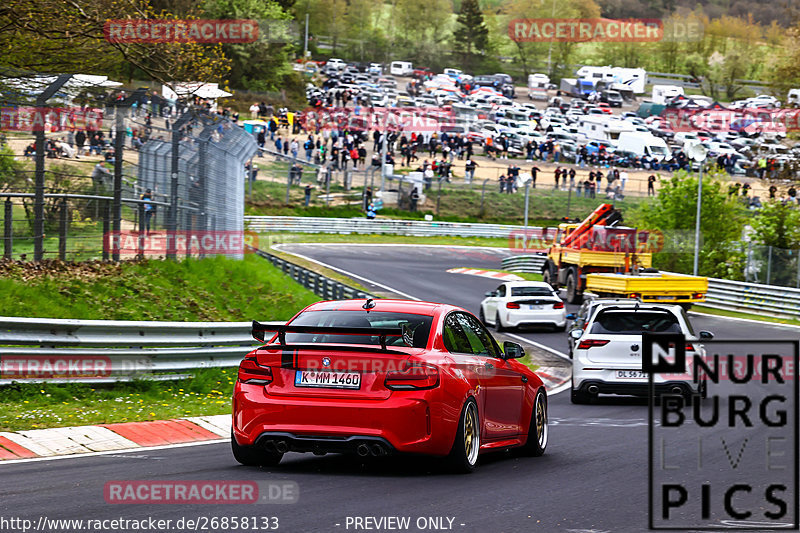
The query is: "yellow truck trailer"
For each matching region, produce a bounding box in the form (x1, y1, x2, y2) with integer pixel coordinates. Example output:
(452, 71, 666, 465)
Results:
(543, 203, 708, 306)
(585, 272, 708, 306)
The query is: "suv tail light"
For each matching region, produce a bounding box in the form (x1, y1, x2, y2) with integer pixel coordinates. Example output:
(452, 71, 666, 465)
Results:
(686, 343, 695, 352)
(238, 357, 273, 385)
(553, 301, 565, 309)
(385, 364, 439, 390)
(506, 302, 521, 309)
(577, 339, 610, 349)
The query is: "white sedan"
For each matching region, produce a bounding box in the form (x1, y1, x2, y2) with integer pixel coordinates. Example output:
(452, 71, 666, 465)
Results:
(480, 281, 567, 332)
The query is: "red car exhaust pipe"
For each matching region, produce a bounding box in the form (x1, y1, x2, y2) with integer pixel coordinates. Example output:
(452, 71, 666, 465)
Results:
(356, 444, 370, 457)
(274, 441, 289, 453)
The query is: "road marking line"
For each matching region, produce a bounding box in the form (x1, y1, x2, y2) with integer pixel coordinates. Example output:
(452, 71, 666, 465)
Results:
(274, 245, 573, 395)
(272, 244, 420, 300)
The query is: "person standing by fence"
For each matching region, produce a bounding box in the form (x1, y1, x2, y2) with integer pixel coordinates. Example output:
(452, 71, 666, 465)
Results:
(141, 189, 154, 235)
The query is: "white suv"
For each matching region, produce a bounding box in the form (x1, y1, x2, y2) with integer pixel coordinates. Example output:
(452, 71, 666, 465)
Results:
(570, 303, 713, 404)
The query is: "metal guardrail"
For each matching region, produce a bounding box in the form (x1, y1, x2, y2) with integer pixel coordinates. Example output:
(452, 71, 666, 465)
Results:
(0, 318, 270, 384)
(702, 278, 800, 320)
(501, 255, 546, 273)
(0, 247, 376, 384)
(501, 256, 800, 319)
(245, 215, 531, 239)
(250, 247, 375, 300)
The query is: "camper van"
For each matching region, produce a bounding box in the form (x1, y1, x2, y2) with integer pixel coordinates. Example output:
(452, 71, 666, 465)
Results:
(616, 131, 671, 161)
(577, 115, 635, 146)
(390, 61, 413, 76)
(528, 73, 550, 101)
(652, 85, 684, 105)
(576, 66, 647, 94)
(788, 89, 800, 108)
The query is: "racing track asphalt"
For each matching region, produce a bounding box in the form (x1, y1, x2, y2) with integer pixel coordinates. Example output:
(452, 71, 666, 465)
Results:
(1, 244, 798, 533)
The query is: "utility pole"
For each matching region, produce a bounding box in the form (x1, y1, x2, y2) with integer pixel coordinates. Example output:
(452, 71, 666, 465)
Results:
(304, 13, 310, 59)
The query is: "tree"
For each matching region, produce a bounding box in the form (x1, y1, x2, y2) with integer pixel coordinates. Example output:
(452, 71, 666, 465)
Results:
(453, 0, 489, 70)
(0, 0, 230, 85)
(392, 0, 452, 65)
(748, 201, 800, 286)
(202, 0, 296, 92)
(631, 169, 746, 279)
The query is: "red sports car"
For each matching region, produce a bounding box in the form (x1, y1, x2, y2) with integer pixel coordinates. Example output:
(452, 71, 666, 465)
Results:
(231, 299, 548, 472)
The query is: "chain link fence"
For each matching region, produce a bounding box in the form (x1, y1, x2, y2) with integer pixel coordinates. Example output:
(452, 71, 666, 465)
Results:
(1, 95, 258, 261)
(743, 243, 800, 288)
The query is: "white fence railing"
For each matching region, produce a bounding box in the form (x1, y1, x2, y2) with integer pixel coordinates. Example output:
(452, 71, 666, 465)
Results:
(245, 215, 534, 239)
(502, 255, 800, 319)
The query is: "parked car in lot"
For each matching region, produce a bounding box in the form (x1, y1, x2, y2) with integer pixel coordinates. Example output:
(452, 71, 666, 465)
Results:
(233, 299, 549, 472)
(570, 302, 713, 404)
(479, 281, 566, 331)
(600, 90, 623, 108)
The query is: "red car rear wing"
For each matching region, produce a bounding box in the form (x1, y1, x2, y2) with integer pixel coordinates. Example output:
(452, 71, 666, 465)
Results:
(252, 321, 404, 351)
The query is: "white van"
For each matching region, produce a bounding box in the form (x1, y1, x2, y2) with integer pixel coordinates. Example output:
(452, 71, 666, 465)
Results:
(788, 89, 800, 107)
(616, 131, 671, 161)
(577, 115, 635, 146)
(528, 73, 550, 101)
(390, 61, 413, 76)
(652, 85, 684, 105)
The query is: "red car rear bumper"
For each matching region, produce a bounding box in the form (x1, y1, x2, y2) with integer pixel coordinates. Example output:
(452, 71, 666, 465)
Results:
(232, 383, 458, 456)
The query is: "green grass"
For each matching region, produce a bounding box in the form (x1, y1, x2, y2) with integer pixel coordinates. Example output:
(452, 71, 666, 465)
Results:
(260, 232, 510, 248)
(692, 305, 800, 327)
(0, 255, 319, 321)
(0, 255, 323, 431)
(0, 368, 234, 431)
(246, 179, 651, 227)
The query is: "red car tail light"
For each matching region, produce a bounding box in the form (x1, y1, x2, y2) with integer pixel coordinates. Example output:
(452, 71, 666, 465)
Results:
(385, 364, 439, 390)
(553, 301, 565, 309)
(238, 357, 273, 385)
(577, 339, 610, 349)
(506, 302, 521, 309)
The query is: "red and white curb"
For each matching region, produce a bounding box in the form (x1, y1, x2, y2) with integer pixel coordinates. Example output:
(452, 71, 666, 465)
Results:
(446, 267, 524, 281)
(0, 414, 229, 461)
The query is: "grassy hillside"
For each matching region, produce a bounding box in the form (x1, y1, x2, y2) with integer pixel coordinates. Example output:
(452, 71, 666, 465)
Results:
(0, 255, 320, 321)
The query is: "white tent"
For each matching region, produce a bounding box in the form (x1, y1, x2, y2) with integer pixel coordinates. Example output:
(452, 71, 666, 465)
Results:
(162, 82, 232, 100)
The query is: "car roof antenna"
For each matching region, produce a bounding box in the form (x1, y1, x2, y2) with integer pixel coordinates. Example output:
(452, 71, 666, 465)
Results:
(362, 298, 376, 312)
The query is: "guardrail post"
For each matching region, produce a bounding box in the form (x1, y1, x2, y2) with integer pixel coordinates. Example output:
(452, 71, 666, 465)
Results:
(767, 246, 773, 285)
(58, 198, 68, 261)
(322, 277, 329, 299)
(796, 251, 800, 289)
(4, 199, 12, 260)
